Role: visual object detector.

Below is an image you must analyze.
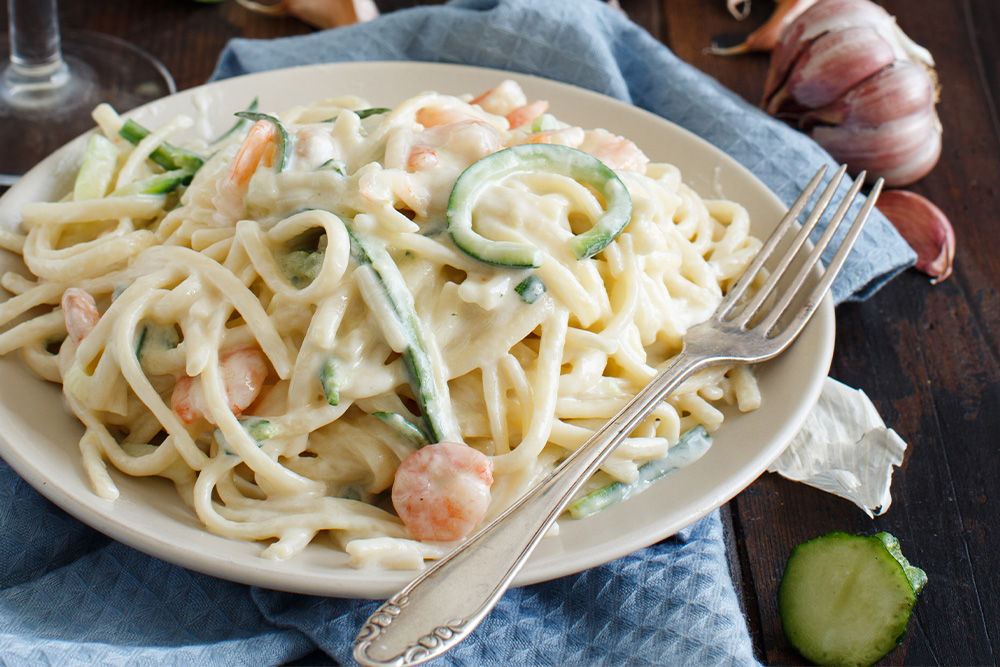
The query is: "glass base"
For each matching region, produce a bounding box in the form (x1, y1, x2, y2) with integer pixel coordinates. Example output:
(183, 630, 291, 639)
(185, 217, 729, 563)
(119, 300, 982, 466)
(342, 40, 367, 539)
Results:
(0, 30, 176, 185)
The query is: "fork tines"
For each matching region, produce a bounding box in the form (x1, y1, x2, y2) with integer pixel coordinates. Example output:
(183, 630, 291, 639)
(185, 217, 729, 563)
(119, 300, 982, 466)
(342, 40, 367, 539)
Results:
(721, 164, 884, 342)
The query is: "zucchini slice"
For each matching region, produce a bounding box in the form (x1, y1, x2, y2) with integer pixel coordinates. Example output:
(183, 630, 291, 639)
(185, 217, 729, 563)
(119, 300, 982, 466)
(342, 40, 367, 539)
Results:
(347, 227, 461, 444)
(446, 143, 632, 268)
(566, 425, 711, 519)
(118, 119, 204, 174)
(372, 411, 430, 449)
(319, 356, 342, 407)
(779, 531, 926, 666)
(73, 133, 118, 201)
(514, 274, 546, 304)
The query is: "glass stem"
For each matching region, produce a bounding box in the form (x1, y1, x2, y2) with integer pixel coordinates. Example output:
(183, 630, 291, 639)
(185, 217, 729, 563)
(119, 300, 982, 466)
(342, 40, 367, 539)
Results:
(6, 0, 68, 85)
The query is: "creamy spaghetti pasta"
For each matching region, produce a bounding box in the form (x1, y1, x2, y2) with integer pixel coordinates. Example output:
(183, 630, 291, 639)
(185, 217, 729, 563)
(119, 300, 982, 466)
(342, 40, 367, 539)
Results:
(0, 80, 763, 569)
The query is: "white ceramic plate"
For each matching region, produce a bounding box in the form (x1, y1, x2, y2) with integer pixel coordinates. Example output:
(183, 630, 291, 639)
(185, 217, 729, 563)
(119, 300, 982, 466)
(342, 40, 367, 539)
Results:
(0, 62, 833, 599)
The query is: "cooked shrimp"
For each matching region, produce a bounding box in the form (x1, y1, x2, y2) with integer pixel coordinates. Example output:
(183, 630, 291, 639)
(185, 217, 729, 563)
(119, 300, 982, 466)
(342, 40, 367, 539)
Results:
(294, 126, 338, 171)
(212, 120, 278, 224)
(516, 126, 586, 148)
(406, 120, 502, 172)
(62, 287, 100, 344)
(391, 441, 493, 542)
(578, 128, 650, 172)
(505, 100, 549, 130)
(416, 105, 477, 129)
(171, 347, 268, 425)
(470, 80, 528, 116)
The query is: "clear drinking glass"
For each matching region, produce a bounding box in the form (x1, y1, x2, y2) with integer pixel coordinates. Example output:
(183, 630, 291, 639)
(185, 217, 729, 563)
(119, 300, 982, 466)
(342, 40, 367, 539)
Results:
(0, 0, 176, 185)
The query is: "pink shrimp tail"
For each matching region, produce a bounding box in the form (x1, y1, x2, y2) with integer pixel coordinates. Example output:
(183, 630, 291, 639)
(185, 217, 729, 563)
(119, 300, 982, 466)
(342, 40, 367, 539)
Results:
(171, 347, 269, 425)
(407, 144, 439, 170)
(61, 288, 100, 344)
(506, 101, 549, 129)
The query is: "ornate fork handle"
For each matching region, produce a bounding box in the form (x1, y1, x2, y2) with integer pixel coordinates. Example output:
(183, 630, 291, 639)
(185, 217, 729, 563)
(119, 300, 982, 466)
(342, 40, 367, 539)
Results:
(353, 349, 716, 667)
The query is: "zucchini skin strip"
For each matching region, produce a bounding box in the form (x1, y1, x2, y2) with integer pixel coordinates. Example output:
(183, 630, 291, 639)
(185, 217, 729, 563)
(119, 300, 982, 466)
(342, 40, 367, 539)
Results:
(346, 226, 461, 444)
(447, 143, 632, 268)
(118, 119, 205, 174)
(567, 425, 712, 519)
(111, 168, 194, 196)
(319, 357, 341, 406)
(373, 411, 430, 449)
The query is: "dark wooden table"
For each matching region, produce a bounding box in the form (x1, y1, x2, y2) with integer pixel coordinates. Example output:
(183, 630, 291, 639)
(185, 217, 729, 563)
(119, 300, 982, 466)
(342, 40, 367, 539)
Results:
(3, 1, 996, 665)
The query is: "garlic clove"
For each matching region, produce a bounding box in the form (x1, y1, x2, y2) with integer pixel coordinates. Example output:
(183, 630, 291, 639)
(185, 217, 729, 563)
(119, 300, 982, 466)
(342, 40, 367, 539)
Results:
(766, 25, 896, 114)
(810, 107, 942, 186)
(869, 129, 941, 191)
(798, 60, 937, 128)
(875, 190, 954, 283)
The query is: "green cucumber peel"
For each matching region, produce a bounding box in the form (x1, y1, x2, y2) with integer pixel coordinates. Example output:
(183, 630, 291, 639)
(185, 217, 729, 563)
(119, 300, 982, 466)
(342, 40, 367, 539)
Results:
(373, 411, 430, 449)
(111, 168, 194, 196)
(319, 356, 341, 406)
(234, 111, 294, 173)
(214, 417, 278, 456)
(877, 532, 928, 594)
(567, 425, 712, 519)
(135, 322, 180, 362)
(322, 107, 390, 122)
(530, 113, 561, 133)
(346, 226, 460, 443)
(356, 107, 390, 119)
(319, 158, 347, 175)
(514, 274, 546, 304)
(118, 119, 204, 174)
(280, 249, 324, 287)
(447, 143, 632, 268)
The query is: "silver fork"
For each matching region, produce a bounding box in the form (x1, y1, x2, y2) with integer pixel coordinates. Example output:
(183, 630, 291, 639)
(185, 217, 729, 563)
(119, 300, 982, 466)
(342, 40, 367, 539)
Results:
(353, 164, 884, 667)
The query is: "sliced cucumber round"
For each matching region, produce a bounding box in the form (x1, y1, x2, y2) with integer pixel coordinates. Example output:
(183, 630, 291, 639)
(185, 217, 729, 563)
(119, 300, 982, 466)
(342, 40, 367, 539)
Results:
(778, 531, 925, 666)
(447, 143, 632, 268)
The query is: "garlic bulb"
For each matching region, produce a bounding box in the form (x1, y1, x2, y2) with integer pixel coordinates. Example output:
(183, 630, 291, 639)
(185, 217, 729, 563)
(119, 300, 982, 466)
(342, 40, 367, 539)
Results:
(763, 0, 941, 186)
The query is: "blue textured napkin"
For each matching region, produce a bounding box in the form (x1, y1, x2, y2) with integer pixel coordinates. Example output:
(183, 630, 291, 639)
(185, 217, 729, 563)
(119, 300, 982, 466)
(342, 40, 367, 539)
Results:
(0, 1, 917, 665)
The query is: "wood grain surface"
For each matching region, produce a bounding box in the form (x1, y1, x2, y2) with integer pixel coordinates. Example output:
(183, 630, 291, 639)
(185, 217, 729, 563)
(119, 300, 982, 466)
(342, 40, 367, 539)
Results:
(2, 1, 995, 664)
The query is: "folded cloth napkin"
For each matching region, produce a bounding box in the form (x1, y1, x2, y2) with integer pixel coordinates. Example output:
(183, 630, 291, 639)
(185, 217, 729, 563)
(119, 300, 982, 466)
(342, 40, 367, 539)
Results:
(0, 1, 917, 666)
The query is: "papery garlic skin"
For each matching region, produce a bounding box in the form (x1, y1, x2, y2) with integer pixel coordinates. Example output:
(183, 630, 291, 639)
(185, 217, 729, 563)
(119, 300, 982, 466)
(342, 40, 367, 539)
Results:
(764, 0, 941, 186)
